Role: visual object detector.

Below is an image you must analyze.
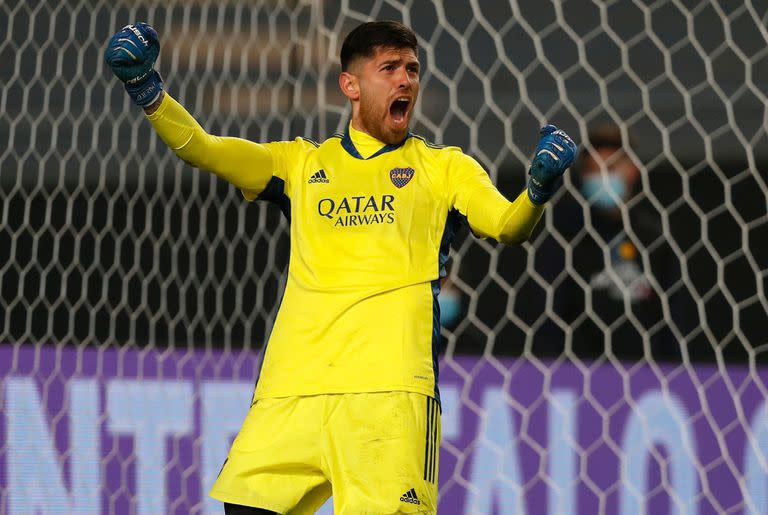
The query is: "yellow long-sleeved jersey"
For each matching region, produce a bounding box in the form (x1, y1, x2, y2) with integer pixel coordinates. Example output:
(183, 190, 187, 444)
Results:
(147, 93, 544, 401)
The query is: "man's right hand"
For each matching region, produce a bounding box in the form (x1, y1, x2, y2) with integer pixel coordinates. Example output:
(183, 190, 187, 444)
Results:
(104, 23, 164, 107)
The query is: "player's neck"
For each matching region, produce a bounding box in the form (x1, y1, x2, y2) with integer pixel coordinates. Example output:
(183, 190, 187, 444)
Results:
(348, 122, 387, 159)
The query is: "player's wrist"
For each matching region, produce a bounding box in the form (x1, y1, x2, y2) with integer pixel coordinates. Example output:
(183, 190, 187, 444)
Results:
(527, 175, 557, 204)
(125, 69, 164, 107)
(527, 163, 561, 204)
(142, 90, 165, 115)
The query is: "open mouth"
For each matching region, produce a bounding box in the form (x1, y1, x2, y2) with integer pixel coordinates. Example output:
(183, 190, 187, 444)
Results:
(389, 97, 410, 124)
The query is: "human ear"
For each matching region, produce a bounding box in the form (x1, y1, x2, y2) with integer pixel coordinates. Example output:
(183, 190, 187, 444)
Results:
(339, 72, 360, 101)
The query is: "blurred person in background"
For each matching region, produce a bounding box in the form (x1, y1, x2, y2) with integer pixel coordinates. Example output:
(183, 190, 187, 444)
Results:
(438, 267, 463, 330)
(437, 270, 484, 352)
(532, 124, 682, 362)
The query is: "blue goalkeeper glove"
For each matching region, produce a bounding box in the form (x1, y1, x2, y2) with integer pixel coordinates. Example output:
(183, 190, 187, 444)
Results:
(104, 23, 163, 107)
(527, 124, 578, 204)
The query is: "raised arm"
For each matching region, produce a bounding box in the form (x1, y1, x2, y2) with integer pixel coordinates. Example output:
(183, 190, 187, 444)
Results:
(448, 125, 577, 245)
(448, 151, 543, 245)
(104, 22, 274, 200)
(143, 92, 274, 199)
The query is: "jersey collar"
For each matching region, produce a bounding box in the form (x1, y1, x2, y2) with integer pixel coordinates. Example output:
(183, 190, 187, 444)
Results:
(340, 124, 412, 160)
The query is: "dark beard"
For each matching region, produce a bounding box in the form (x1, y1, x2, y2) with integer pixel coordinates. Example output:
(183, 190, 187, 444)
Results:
(358, 98, 408, 145)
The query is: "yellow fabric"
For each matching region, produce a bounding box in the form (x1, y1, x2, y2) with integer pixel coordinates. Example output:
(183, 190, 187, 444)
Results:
(146, 93, 545, 401)
(209, 392, 439, 514)
(348, 123, 388, 159)
(146, 94, 316, 201)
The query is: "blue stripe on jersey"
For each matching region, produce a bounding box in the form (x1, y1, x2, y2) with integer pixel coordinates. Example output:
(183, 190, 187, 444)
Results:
(301, 136, 320, 148)
(430, 278, 443, 405)
(256, 176, 291, 221)
(431, 209, 468, 404)
(340, 125, 413, 160)
(252, 177, 291, 395)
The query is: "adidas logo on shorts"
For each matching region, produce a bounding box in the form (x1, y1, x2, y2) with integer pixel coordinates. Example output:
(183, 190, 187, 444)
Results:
(400, 488, 421, 505)
(308, 169, 329, 183)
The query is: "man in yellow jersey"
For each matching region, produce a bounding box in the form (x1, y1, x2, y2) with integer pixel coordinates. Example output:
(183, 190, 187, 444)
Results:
(105, 20, 576, 514)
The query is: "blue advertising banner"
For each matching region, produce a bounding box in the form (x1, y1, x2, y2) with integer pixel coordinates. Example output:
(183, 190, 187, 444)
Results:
(1, 345, 767, 514)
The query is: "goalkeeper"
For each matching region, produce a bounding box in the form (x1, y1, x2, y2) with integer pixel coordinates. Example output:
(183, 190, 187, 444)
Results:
(105, 21, 576, 514)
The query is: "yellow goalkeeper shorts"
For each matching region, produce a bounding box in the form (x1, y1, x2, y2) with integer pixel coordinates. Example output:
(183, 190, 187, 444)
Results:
(209, 391, 440, 514)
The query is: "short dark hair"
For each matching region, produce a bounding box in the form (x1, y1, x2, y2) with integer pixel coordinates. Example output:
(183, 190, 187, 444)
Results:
(340, 21, 418, 71)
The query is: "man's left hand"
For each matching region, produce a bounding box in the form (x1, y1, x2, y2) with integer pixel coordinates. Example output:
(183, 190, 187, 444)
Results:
(527, 124, 577, 204)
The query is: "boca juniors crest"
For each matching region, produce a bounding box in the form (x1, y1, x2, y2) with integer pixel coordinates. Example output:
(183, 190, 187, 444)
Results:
(389, 167, 415, 188)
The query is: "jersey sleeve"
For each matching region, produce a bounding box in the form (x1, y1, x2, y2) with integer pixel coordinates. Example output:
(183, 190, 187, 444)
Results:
(146, 93, 307, 201)
(445, 149, 545, 245)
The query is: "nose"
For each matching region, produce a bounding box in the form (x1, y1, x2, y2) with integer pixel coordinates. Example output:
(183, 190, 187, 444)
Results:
(396, 67, 412, 89)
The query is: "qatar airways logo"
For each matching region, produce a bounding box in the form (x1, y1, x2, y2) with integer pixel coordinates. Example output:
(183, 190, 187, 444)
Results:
(317, 194, 395, 227)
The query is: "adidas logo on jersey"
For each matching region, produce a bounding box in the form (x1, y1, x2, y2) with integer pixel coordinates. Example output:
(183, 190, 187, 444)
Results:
(308, 169, 329, 184)
(400, 488, 421, 505)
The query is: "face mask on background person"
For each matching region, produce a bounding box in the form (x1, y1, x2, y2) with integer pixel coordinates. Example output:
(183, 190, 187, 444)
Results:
(580, 173, 626, 209)
(438, 290, 462, 326)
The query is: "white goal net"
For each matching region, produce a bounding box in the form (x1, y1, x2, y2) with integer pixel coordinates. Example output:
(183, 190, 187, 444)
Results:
(1, 1, 767, 514)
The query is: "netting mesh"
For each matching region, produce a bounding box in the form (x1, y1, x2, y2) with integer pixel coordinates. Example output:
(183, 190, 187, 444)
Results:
(1, 1, 768, 514)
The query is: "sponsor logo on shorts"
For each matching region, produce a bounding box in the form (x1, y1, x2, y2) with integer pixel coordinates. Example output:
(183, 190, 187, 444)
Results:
(400, 488, 421, 505)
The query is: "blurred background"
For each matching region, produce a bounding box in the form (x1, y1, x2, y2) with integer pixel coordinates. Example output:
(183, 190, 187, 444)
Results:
(1, 0, 765, 361)
(2, 1, 768, 514)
